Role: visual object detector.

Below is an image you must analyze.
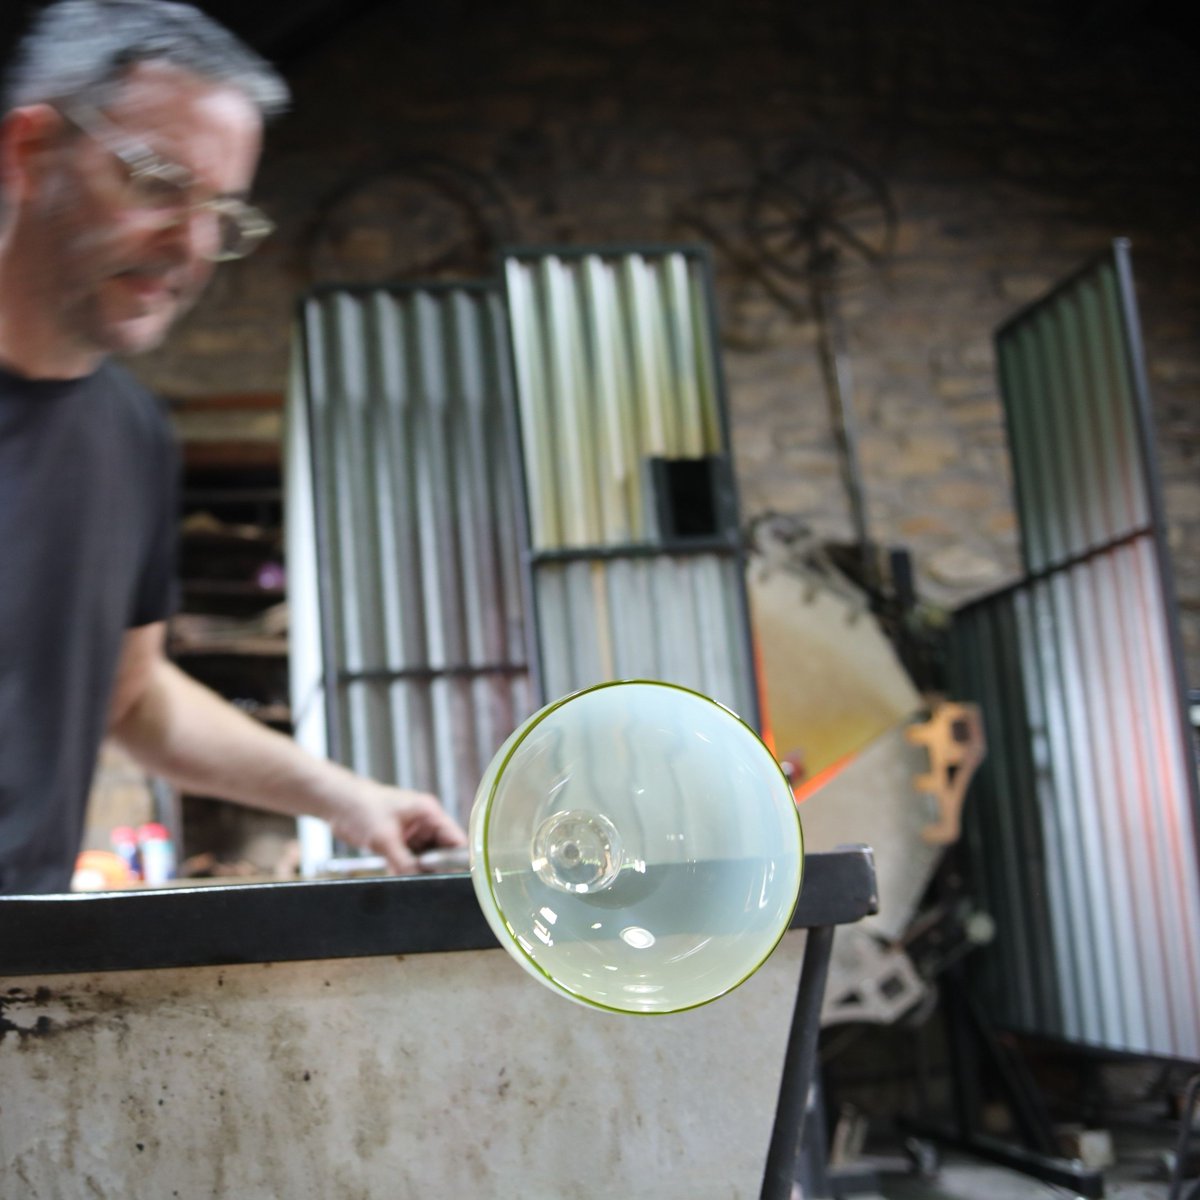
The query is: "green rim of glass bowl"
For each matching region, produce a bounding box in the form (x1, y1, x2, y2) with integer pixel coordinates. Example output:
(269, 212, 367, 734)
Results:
(480, 678, 805, 1016)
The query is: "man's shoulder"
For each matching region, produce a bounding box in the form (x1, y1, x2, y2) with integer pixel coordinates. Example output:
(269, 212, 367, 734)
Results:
(93, 359, 158, 403)
(0, 359, 174, 452)
(92, 361, 174, 442)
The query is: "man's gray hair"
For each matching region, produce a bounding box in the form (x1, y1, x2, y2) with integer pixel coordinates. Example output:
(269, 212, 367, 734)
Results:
(3, 0, 290, 117)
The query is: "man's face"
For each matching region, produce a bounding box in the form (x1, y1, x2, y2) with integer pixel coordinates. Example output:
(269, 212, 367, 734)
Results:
(31, 62, 263, 359)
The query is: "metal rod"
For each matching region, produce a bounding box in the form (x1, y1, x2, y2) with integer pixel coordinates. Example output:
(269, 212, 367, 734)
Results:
(528, 536, 740, 564)
(760, 925, 835, 1200)
(953, 524, 1152, 614)
(337, 663, 528, 684)
(809, 268, 871, 560)
(901, 1121, 1105, 1198)
(1167, 1072, 1200, 1200)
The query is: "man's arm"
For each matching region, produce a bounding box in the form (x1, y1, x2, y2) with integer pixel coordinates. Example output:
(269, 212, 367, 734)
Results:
(108, 623, 466, 873)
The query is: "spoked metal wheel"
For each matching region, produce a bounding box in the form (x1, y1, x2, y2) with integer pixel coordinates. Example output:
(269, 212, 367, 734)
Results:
(745, 146, 896, 279)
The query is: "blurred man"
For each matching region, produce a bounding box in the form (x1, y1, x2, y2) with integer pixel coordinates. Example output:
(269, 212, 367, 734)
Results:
(0, 0, 465, 893)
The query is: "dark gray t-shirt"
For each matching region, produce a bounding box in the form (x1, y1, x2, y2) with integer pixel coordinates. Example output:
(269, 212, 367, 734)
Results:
(0, 360, 177, 894)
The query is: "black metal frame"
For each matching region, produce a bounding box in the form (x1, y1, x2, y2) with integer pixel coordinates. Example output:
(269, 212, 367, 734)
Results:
(0, 847, 870, 974)
(337, 661, 527, 685)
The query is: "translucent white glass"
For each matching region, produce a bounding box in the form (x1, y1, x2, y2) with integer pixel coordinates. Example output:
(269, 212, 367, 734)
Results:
(470, 680, 804, 1014)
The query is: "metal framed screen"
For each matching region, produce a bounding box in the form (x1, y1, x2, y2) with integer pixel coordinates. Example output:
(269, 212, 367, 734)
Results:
(286, 283, 535, 854)
(950, 240, 1200, 1060)
(501, 245, 759, 724)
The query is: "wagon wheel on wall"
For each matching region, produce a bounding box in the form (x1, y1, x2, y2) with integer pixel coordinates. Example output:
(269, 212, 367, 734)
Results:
(744, 145, 896, 285)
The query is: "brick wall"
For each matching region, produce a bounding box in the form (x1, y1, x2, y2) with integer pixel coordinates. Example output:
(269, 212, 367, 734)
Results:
(134, 0, 1200, 684)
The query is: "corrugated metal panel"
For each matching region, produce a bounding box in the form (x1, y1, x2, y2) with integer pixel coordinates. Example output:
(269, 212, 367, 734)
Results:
(533, 555, 749, 706)
(502, 247, 757, 723)
(505, 250, 723, 550)
(998, 251, 1151, 571)
(952, 241, 1200, 1060)
(287, 284, 535, 837)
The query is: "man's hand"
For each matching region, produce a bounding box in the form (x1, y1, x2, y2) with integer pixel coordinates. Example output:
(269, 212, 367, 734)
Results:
(328, 783, 467, 875)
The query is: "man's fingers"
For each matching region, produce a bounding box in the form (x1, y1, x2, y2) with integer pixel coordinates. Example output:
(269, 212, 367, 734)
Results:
(337, 785, 468, 875)
(431, 808, 469, 847)
(404, 792, 468, 849)
(375, 827, 418, 875)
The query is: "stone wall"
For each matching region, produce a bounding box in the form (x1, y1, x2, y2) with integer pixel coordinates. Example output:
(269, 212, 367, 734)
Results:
(133, 0, 1200, 684)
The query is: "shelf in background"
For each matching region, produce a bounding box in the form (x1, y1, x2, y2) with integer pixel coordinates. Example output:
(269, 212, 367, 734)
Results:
(170, 637, 289, 659)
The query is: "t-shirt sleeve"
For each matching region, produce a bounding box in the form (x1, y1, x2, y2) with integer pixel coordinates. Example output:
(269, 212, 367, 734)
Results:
(130, 406, 180, 628)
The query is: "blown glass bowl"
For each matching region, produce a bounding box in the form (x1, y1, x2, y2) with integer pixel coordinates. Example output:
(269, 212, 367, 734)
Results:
(469, 680, 804, 1014)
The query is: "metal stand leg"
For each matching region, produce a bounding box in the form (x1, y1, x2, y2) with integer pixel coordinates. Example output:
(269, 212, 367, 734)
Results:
(1168, 1073, 1200, 1200)
(761, 925, 836, 1200)
(795, 1074, 832, 1200)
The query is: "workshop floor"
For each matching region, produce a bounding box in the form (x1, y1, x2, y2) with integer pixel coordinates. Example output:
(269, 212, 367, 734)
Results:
(834, 1135, 1183, 1200)
(872, 1152, 1172, 1198)
(825, 1123, 1185, 1200)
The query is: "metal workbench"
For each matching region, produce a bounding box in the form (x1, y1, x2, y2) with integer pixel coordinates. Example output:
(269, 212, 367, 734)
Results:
(1, 846, 877, 1199)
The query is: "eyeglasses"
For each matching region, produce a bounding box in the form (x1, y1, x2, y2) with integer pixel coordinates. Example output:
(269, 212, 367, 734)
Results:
(56, 105, 273, 262)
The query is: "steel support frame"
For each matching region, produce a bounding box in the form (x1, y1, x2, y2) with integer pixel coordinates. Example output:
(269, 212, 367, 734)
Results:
(901, 964, 1105, 1198)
